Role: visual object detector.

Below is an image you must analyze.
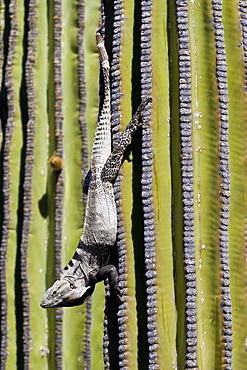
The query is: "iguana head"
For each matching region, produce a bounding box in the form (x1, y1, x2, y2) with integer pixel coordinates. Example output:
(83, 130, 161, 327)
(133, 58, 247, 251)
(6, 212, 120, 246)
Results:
(40, 261, 95, 308)
(40, 277, 94, 308)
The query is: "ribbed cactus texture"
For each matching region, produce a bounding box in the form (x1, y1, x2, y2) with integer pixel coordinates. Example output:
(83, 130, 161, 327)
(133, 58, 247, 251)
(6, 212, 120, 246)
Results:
(1, 0, 247, 369)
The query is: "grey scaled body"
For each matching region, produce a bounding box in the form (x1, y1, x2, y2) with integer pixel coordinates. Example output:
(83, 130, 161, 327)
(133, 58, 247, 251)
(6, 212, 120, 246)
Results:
(40, 32, 151, 308)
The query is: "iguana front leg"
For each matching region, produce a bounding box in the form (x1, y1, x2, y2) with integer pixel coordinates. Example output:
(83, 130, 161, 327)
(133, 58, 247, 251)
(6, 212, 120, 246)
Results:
(89, 265, 121, 299)
(101, 97, 152, 183)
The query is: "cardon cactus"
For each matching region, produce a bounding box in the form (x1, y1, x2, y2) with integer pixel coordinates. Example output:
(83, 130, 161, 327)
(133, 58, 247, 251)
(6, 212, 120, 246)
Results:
(0, 0, 247, 369)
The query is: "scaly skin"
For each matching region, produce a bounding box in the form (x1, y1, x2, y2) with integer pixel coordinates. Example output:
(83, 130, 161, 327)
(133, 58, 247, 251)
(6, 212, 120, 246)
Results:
(40, 32, 151, 308)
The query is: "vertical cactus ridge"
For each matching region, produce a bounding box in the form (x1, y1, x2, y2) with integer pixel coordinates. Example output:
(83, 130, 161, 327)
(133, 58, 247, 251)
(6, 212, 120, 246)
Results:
(0, 0, 17, 364)
(0, 1, 4, 131)
(103, 285, 111, 369)
(109, 0, 127, 367)
(0, 0, 24, 367)
(139, 1, 159, 369)
(212, 1, 233, 368)
(111, 0, 122, 137)
(233, 2, 247, 366)
(187, 1, 220, 368)
(171, 0, 247, 368)
(223, 0, 247, 367)
(239, 0, 247, 82)
(20, 0, 38, 365)
(175, 1, 197, 368)
(107, 0, 124, 366)
(53, 1, 63, 368)
(111, 0, 140, 368)
(83, 298, 92, 369)
(78, 0, 89, 202)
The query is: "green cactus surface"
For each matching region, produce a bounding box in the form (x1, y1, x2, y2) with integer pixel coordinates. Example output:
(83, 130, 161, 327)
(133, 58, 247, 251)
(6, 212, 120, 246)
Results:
(1, 0, 247, 369)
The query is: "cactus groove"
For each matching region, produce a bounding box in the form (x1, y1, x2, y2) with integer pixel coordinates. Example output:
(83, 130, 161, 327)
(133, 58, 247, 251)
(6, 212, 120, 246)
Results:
(212, 1, 233, 368)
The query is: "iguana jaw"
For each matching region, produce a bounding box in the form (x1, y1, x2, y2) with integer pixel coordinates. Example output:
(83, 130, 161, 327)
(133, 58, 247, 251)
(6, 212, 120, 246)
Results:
(40, 278, 94, 308)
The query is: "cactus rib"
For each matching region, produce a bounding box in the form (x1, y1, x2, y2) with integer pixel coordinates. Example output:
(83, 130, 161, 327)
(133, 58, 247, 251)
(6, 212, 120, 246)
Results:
(212, 0, 233, 368)
(175, 0, 197, 368)
(0, 0, 18, 365)
(109, 0, 127, 367)
(20, 0, 37, 365)
(53, 0, 63, 367)
(78, 0, 89, 200)
(139, 0, 159, 368)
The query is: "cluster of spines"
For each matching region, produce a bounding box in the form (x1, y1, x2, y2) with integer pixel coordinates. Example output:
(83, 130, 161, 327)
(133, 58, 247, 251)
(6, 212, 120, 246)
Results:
(175, 1, 197, 368)
(99, 0, 128, 367)
(103, 285, 111, 368)
(19, 1, 37, 366)
(108, 1, 130, 368)
(0, 0, 18, 366)
(212, 1, 233, 368)
(83, 296, 92, 369)
(238, 0, 247, 306)
(77, 0, 88, 205)
(53, 0, 64, 367)
(239, 0, 247, 225)
(140, 1, 159, 369)
(239, 2, 247, 91)
(0, 2, 4, 82)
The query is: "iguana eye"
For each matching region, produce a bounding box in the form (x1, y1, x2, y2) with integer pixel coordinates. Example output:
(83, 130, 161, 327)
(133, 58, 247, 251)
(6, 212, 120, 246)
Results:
(70, 283, 76, 289)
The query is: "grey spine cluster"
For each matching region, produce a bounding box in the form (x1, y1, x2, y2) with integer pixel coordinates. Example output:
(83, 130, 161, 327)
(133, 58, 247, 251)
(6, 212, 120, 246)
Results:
(139, 1, 158, 369)
(212, 0, 233, 368)
(175, 0, 198, 368)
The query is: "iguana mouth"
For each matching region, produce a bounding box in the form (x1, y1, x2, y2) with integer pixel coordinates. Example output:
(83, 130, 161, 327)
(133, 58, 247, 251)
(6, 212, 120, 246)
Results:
(40, 284, 95, 308)
(55, 285, 95, 307)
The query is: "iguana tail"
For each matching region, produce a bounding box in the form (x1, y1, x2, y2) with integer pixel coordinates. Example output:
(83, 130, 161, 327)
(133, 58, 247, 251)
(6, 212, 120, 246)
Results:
(91, 32, 111, 167)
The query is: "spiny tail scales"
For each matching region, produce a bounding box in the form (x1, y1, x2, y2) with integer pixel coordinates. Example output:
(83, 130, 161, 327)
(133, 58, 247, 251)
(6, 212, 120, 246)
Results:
(91, 32, 111, 168)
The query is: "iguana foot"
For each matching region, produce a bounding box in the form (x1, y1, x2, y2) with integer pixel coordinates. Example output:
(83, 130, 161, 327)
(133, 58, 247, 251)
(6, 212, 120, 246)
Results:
(110, 283, 123, 303)
(89, 264, 123, 301)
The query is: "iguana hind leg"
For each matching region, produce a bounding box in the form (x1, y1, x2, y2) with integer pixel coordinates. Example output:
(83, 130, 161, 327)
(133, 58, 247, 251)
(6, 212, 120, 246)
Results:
(89, 264, 121, 300)
(83, 169, 91, 195)
(101, 97, 152, 183)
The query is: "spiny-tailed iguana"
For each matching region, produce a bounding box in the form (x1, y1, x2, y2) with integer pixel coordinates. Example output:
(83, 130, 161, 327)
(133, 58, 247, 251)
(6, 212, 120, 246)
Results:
(40, 32, 151, 308)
